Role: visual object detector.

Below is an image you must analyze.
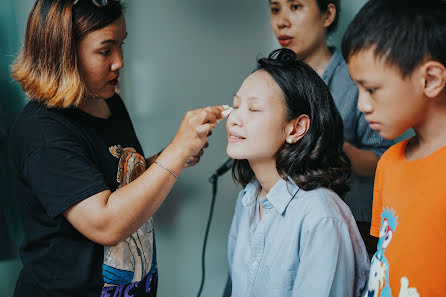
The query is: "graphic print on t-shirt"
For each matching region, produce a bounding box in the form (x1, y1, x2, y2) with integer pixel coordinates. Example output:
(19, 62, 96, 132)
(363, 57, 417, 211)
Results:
(364, 207, 419, 297)
(102, 145, 156, 290)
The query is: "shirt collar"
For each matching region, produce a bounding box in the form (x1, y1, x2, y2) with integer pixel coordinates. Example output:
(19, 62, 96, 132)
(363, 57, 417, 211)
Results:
(321, 47, 343, 84)
(241, 178, 300, 215)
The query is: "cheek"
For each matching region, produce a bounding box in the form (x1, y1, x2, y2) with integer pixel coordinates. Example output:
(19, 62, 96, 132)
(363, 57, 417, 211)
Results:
(252, 121, 285, 147)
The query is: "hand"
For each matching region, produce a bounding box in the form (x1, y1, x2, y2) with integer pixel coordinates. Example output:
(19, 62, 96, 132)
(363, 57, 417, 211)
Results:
(170, 106, 225, 160)
(184, 140, 208, 168)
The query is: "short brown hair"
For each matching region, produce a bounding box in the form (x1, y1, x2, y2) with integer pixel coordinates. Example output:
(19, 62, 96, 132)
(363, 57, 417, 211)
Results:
(11, 0, 124, 108)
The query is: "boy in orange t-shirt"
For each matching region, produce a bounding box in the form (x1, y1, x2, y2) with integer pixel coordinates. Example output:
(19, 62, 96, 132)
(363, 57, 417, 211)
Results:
(341, 0, 446, 296)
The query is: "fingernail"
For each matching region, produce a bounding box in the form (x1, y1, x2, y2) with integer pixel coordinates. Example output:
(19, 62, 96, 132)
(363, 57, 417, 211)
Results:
(221, 107, 233, 118)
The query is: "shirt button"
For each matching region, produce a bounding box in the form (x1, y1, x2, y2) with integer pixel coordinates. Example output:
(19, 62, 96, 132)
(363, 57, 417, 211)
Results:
(253, 261, 258, 267)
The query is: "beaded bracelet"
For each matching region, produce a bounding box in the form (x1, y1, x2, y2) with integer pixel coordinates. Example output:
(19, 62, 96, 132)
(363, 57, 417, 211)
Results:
(153, 161, 178, 179)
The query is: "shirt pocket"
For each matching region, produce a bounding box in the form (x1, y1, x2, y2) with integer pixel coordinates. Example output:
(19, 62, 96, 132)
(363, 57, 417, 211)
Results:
(268, 268, 298, 289)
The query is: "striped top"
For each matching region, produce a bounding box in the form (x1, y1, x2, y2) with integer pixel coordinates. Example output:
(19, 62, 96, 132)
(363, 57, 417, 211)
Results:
(321, 48, 394, 222)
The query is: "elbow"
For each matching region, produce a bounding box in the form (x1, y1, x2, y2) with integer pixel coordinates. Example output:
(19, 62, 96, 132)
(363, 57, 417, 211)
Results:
(89, 229, 126, 247)
(85, 220, 128, 246)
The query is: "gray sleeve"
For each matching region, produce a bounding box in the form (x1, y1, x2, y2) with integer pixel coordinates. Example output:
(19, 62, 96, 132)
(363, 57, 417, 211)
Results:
(291, 217, 356, 297)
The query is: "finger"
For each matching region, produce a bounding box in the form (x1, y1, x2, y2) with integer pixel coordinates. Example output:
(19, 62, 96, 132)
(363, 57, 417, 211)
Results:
(184, 156, 200, 168)
(194, 149, 204, 158)
(196, 123, 215, 137)
(202, 106, 227, 123)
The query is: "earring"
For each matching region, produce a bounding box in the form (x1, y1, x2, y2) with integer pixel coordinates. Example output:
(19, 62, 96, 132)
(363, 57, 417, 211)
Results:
(287, 138, 293, 144)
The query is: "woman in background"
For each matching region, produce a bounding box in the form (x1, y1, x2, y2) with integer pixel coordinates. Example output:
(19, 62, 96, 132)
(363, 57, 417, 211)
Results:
(269, 0, 394, 255)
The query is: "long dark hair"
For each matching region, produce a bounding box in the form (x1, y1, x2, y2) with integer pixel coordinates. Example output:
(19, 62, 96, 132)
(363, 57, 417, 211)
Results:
(233, 48, 351, 198)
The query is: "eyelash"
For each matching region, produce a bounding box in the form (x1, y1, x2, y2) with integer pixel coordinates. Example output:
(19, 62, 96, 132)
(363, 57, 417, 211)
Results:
(99, 50, 110, 56)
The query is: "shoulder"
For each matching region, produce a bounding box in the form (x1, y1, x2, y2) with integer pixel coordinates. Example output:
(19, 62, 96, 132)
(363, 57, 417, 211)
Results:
(377, 139, 409, 167)
(12, 100, 82, 144)
(325, 49, 357, 94)
(291, 187, 354, 227)
(9, 101, 86, 170)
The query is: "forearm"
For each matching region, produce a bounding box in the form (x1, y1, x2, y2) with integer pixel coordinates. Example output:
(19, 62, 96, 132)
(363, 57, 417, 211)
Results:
(343, 142, 379, 177)
(65, 105, 224, 245)
(106, 145, 188, 241)
(65, 145, 189, 246)
(145, 151, 162, 167)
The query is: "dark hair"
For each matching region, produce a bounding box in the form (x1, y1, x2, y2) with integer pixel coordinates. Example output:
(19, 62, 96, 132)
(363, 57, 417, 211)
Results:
(316, 0, 340, 35)
(11, 0, 125, 107)
(342, 0, 446, 77)
(232, 48, 351, 198)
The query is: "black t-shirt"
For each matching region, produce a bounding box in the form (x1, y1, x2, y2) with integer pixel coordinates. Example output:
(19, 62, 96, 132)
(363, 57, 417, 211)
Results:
(9, 94, 157, 297)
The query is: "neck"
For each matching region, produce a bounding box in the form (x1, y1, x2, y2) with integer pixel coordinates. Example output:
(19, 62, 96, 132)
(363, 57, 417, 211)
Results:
(302, 43, 333, 77)
(78, 97, 111, 119)
(249, 158, 281, 199)
(407, 93, 446, 160)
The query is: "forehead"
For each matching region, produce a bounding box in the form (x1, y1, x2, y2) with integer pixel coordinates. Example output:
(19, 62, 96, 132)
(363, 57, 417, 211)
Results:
(236, 70, 283, 101)
(348, 48, 402, 79)
(80, 16, 127, 44)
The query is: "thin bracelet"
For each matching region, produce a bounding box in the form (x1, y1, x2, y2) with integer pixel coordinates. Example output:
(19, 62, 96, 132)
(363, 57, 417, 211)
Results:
(153, 161, 178, 179)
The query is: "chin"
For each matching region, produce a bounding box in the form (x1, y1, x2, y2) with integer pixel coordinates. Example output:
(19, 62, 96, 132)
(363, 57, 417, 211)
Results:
(226, 147, 247, 160)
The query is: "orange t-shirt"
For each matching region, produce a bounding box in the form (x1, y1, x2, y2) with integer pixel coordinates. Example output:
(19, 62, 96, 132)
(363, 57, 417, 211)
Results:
(367, 139, 446, 297)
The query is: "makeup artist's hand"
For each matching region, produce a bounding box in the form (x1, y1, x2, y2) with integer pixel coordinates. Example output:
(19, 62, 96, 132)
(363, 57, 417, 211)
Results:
(184, 140, 208, 168)
(168, 106, 225, 164)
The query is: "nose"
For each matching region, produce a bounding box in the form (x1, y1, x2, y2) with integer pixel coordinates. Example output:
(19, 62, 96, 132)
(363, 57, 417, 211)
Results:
(227, 108, 242, 127)
(357, 92, 373, 114)
(111, 49, 124, 72)
(277, 10, 291, 29)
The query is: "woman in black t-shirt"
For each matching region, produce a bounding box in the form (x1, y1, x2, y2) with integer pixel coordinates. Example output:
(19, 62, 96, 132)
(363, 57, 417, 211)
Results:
(9, 1, 226, 296)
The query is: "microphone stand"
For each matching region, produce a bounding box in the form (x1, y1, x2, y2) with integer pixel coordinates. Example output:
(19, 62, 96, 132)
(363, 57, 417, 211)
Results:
(195, 173, 219, 297)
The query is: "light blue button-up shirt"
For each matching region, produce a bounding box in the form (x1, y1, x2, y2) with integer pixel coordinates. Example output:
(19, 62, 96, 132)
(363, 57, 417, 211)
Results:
(228, 178, 370, 297)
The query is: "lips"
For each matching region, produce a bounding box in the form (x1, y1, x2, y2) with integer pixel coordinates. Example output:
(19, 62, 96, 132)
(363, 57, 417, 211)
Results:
(108, 77, 119, 86)
(367, 120, 380, 131)
(228, 132, 246, 142)
(278, 35, 293, 47)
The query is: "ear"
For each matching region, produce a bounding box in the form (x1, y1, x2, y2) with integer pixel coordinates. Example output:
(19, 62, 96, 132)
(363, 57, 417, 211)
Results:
(322, 3, 336, 29)
(285, 114, 310, 144)
(421, 61, 446, 98)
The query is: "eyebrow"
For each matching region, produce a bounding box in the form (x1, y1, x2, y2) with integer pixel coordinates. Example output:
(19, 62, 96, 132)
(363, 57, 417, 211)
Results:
(100, 32, 128, 45)
(234, 94, 261, 102)
(270, 0, 296, 4)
